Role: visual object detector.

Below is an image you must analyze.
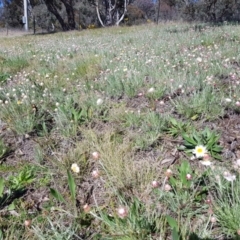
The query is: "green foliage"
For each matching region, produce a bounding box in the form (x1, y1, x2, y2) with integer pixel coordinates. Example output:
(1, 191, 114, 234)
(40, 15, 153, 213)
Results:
(152, 161, 209, 239)
(74, 57, 100, 80)
(173, 87, 224, 121)
(50, 188, 66, 203)
(1, 57, 29, 74)
(163, 117, 192, 137)
(0, 178, 4, 198)
(0, 73, 11, 83)
(213, 174, 240, 237)
(0, 166, 35, 213)
(166, 216, 181, 240)
(31, 217, 79, 240)
(1, 22, 240, 239)
(169, 160, 193, 189)
(0, 138, 9, 160)
(50, 170, 77, 216)
(181, 128, 223, 160)
(8, 166, 35, 191)
(53, 99, 93, 137)
(67, 170, 76, 203)
(133, 112, 165, 150)
(0, 100, 46, 135)
(97, 198, 159, 239)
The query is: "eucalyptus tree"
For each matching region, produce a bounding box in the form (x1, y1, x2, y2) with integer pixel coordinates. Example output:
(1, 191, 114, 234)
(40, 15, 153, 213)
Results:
(91, 0, 134, 26)
(42, 0, 75, 30)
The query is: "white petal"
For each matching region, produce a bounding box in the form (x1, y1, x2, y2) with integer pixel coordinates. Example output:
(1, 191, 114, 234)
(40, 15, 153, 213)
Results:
(190, 155, 196, 160)
(223, 172, 236, 181)
(236, 159, 240, 166)
(224, 175, 236, 181)
(200, 160, 212, 166)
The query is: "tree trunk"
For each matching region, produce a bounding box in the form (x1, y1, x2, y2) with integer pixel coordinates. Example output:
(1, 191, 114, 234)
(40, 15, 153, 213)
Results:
(60, 0, 75, 29)
(105, 0, 113, 25)
(95, 0, 128, 27)
(43, 0, 69, 31)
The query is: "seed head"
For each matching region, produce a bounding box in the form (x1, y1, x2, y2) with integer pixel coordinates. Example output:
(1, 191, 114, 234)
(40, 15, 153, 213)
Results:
(186, 174, 192, 180)
(92, 169, 100, 178)
(92, 151, 100, 160)
(165, 169, 173, 177)
(210, 216, 217, 223)
(117, 207, 128, 218)
(164, 184, 172, 192)
(152, 180, 159, 188)
(83, 204, 91, 213)
(24, 220, 31, 227)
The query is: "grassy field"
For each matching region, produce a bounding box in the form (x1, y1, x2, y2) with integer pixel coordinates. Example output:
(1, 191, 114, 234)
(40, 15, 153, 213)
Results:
(1, 22, 240, 239)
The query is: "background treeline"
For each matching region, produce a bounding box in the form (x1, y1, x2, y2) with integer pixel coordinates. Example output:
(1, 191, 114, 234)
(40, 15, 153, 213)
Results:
(0, 0, 240, 31)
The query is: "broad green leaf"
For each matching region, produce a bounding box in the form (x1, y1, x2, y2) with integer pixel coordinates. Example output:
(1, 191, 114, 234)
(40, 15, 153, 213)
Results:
(212, 153, 222, 160)
(67, 170, 76, 202)
(169, 176, 177, 187)
(170, 118, 178, 126)
(192, 132, 202, 144)
(50, 188, 66, 203)
(191, 114, 199, 121)
(212, 146, 223, 152)
(207, 137, 216, 148)
(172, 227, 180, 240)
(166, 215, 178, 229)
(183, 142, 195, 148)
(182, 133, 197, 145)
(8, 201, 15, 211)
(0, 178, 4, 197)
(178, 145, 186, 150)
(0, 229, 3, 240)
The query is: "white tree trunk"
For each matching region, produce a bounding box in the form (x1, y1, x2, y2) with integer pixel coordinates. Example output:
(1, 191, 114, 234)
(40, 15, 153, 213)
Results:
(95, 0, 105, 27)
(95, 0, 128, 27)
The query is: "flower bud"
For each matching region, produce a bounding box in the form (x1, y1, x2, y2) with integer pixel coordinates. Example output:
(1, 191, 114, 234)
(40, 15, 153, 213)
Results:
(117, 207, 128, 219)
(203, 153, 211, 160)
(24, 220, 31, 227)
(152, 180, 159, 188)
(92, 151, 100, 160)
(186, 174, 192, 180)
(83, 204, 91, 213)
(164, 184, 172, 192)
(165, 169, 173, 177)
(92, 169, 100, 178)
(205, 198, 211, 204)
(210, 216, 217, 223)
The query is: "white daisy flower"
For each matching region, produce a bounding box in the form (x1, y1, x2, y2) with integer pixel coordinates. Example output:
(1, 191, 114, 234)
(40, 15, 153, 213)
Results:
(71, 163, 80, 173)
(193, 145, 207, 158)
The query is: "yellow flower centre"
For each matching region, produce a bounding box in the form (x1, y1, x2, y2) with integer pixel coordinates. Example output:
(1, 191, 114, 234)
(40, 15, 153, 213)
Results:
(197, 148, 203, 153)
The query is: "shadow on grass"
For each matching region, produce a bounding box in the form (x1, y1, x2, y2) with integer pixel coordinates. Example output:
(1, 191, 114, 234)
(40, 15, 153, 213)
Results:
(33, 31, 57, 36)
(0, 188, 27, 210)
